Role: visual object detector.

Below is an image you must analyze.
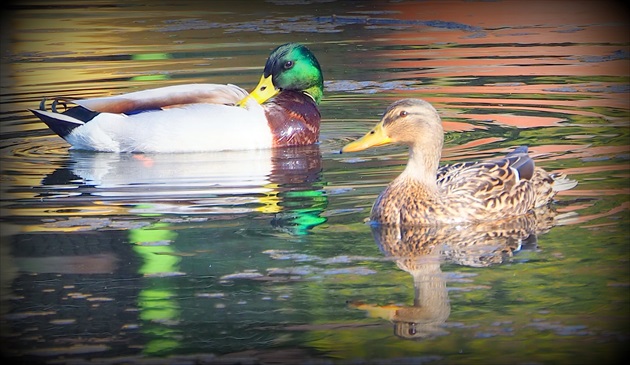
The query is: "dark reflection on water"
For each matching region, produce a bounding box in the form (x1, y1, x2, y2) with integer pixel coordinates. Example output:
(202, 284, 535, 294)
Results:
(1, 0, 628, 364)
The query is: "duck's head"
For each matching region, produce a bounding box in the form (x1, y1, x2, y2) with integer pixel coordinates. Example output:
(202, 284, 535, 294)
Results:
(341, 99, 443, 153)
(240, 43, 324, 106)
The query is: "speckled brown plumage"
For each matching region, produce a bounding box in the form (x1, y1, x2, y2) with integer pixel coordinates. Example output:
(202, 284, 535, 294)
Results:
(371, 153, 567, 225)
(342, 98, 578, 226)
(264, 91, 320, 148)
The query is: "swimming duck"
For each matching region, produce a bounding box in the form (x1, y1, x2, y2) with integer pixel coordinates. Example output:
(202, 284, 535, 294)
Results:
(341, 98, 577, 226)
(30, 43, 323, 153)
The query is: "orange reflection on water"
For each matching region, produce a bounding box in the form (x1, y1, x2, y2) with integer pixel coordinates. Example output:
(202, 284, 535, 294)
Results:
(566, 145, 630, 159)
(442, 137, 506, 160)
(441, 120, 487, 132)
(429, 93, 628, 113)
(565, 201, 630, 225)
(462, 113, 565, 128)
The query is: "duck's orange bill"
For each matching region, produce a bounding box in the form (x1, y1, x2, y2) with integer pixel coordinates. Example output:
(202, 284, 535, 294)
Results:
(341, 122, 392, 153)
(237, 74, 279, 107)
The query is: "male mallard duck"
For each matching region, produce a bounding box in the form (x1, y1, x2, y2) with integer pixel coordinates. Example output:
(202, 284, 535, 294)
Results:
(30, 43, 323, 153)
(341, 98, 577, 226)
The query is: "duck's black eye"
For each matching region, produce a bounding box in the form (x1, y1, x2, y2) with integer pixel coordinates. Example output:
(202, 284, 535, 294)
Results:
(283, 61, 294, 70)
(399, 110, 408, 117)
(408, 324, 417, 336)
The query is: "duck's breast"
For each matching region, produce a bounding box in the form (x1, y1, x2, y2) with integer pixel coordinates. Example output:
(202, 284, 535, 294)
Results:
(263, 92, 320, 148)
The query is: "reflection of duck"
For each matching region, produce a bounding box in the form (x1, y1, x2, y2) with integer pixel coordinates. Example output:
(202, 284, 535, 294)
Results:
(351, 253, 450, 340)
(341, 99, 577, 225)
(30, 43, 323, 153)
(351, 207, 566, 340)
(40, 145, 327, 233)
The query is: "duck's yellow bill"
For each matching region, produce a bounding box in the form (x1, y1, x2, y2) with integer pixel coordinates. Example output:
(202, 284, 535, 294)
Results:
(341, 122, 392, 153)
(237, 74, 279, 107)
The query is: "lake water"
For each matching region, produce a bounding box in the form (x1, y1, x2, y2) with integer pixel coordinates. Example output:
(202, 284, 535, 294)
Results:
(1, 1, 628, 364)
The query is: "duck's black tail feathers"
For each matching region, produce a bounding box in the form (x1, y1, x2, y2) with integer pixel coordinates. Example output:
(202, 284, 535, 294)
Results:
(30, 98, 99, 140)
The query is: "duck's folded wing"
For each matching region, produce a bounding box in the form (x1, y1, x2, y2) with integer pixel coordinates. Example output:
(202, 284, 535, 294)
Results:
(74, 84, 249, 114)
(438, 156, 532, 198)
(438, 147, 534, 193)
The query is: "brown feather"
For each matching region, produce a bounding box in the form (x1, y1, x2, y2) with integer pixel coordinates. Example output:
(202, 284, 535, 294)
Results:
(263, 91, 320, 147)
(74, 85, 248, 113)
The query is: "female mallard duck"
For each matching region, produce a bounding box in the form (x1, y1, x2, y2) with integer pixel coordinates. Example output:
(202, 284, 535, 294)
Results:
(30, 43, 323, 153)
(341, 98, 577, 226)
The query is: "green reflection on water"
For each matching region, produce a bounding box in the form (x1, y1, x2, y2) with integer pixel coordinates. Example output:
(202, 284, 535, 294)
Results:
(132, 53, 172, 61)
(130, 220, 182, 356)
(130, 75, 170, 82)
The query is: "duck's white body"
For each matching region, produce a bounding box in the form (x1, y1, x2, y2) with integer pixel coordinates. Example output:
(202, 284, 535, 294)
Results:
(68, 104, 270, 153)
(31, 84, 273, 153)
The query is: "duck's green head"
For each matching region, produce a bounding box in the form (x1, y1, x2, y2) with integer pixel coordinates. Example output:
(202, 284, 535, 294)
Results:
(241, 43, 324, 106)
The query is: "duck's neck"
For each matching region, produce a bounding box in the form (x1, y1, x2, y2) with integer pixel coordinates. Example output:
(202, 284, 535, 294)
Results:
(400, 143, 441, 192)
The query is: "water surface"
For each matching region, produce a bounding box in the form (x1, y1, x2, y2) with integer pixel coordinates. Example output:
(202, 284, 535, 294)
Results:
(1, 1, 629, 364)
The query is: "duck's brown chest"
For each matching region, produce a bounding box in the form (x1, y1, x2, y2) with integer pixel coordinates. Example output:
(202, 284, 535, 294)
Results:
(264, 91, 320, 147)
(370, 179, 445, 225)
